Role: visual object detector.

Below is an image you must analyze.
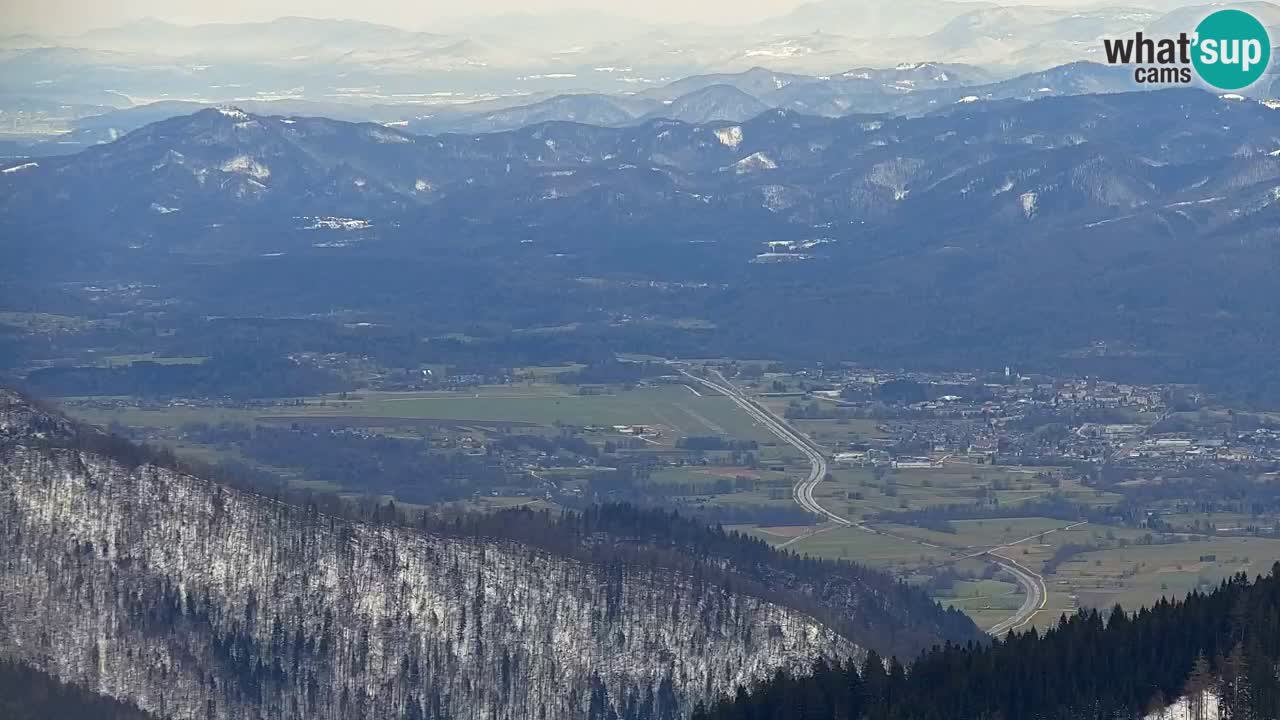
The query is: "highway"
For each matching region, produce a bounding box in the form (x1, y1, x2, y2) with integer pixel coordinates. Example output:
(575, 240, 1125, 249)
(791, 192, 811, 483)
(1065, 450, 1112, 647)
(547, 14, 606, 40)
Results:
(675, 364, 1083, 636)
(984, 552, 1046, 636)
(978, 521, 1088, 636)
(676, 368, 849, 527)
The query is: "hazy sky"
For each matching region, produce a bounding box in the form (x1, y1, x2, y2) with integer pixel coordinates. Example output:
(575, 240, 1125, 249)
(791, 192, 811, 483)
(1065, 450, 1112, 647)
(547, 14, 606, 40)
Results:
(4, 0, 822, 33)
(0, 0, 1057, 35)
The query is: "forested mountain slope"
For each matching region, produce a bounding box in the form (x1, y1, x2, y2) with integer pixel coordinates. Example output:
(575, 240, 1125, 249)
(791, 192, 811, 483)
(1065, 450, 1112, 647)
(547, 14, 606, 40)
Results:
(694, 568, 1280, 719)
(0, 659, 161, 720)
(0, 389, 971, 719)
(6, 88, 1278, 246)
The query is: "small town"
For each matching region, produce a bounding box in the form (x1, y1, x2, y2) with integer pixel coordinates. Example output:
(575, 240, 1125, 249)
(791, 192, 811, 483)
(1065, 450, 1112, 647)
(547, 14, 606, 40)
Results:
(772, 364, 1280, 474)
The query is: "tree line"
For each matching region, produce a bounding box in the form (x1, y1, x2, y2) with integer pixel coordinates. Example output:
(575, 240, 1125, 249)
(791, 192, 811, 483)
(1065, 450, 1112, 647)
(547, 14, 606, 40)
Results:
(24, 352, 350, 399)
(0, 659, 158, 720)
(694, 565, 1280, 719)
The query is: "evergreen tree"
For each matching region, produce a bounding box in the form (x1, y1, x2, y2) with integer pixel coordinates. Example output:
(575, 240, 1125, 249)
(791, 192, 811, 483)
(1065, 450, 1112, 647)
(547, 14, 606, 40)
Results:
(1218, 643, 1254, 720)
(695, 566, 1280, 720)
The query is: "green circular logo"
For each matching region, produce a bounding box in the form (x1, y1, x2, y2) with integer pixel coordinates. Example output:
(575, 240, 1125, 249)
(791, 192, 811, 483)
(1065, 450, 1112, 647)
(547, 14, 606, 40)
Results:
(1192, 9, 1271, 90)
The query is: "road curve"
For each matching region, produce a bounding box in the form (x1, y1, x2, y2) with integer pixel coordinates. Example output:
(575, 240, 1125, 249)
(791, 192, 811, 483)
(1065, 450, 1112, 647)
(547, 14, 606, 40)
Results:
(675, 363, 1081, 637)
(677, 368, 849, 527)
(982, 521, 1088, 636)
(985, 552, 1046, 636)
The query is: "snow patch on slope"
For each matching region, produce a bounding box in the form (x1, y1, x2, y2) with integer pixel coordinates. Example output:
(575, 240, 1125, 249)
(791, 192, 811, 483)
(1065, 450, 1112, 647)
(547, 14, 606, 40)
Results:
(366, 127, 410, 144)
(1144, 693, 1219, 720)
(1021, 191, 1038, 218)
(220, 155, 270, 180)
(303, 216, 371, 230)
(729, 152, 777, 174)
(714, 126, 743, 149)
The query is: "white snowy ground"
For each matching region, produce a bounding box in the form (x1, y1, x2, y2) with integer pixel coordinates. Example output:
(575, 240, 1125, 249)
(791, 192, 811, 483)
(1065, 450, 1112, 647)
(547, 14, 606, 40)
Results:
(1144, 694, 1220, 720)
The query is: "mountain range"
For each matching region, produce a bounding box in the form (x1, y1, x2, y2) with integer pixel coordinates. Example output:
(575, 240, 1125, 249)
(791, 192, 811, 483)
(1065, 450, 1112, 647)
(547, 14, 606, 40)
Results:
(3, 1, 1279, 134)
(3, 61, 1148, 157)
(6, 86, 1278, 244)
(7, 85, 1280, 404)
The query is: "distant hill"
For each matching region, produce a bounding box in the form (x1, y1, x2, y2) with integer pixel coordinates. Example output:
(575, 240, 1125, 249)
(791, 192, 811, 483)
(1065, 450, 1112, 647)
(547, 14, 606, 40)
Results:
(412, 93, 661, 134)
(641, 67, 815, 102)
(645, 84, 771, 124)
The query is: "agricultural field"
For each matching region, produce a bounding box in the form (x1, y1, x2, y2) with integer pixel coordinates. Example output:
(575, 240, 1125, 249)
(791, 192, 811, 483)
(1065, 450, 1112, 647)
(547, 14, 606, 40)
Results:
(783, 525, 955, 569)
(880, 517, 1082, 551)
(94, 353, 208, 367)
(0, 311, 113, 334)
(934, 578, 1024, 632)
(270, 384, 775, 441)
(1024, 531, 1280, 626)
(65, 400, 271, 429)
(647, 466, 789, 492)
(62, 382, 775, 443)
(805, 461, 1114, 524)
(56, 376, 795, 515)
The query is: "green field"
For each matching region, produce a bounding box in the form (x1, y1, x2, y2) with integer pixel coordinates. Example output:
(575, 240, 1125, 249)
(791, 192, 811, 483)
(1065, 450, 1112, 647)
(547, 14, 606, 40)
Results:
(63, 383, 776, 444)
(65, 401, 267, 428)
(287, 385, 774, 441)
(936, 579, 1023, 631)
(881, 517, 1083, 551)
(96, 353, 208, 367)
(785, 526, 955, 569)
(1039, 536, 1280, 620)
(803, 460, 1109, 524)
(0, 311, 110, 333)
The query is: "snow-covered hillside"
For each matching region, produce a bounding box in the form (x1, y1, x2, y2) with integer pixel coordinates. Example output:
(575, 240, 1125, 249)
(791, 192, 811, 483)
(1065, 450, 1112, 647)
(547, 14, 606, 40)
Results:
(1145, 694, 1220, 720)
(0, 391, 855, 720)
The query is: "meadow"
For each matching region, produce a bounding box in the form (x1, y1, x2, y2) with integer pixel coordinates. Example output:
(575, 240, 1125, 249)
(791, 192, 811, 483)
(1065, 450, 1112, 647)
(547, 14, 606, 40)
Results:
(63, 382, 776, 444)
